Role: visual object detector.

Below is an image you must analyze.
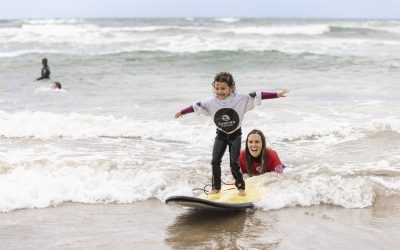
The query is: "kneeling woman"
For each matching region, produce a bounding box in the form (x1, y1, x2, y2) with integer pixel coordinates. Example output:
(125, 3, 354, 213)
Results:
(239, 129, 284, 176)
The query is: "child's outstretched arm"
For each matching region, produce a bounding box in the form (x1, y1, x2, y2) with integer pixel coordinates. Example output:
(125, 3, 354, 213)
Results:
(277, 89, 289, 98)
(175, 106, 194, 118)
(256, 89, 289, 100)
(175, 111, 182, 118)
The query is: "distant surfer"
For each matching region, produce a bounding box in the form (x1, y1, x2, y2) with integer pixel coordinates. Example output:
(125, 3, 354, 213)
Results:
(51, 81, 62, 90)
(36, 58, 50, 80)
(239, 129, 284, 176)
(175, 72, 288, 196)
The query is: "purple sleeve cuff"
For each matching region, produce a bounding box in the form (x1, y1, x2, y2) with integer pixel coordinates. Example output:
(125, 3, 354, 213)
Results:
(261, 92, 278, 99)
(180, 106, 194, 115)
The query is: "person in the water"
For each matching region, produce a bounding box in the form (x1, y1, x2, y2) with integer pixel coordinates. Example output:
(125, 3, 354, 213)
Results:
(51, 81, 62, 90)
(239, 129, 285, 176)
(36, 58, 51, 80)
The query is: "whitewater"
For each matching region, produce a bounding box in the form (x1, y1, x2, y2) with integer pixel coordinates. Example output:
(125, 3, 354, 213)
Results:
(0, 18, 399, 212)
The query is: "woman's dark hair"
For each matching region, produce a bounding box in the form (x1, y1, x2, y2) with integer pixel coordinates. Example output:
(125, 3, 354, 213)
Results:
(245, 129, 269, 176)
(212, 72, 236, 93)
(42, 58, 48, 65)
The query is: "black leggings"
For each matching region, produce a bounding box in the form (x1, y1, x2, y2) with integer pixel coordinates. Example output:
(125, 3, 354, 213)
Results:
(211, 128, 245, 190)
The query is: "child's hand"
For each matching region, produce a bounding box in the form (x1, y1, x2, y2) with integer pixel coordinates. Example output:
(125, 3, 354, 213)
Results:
(175, 111, 182, 118)
(277, 89, 289, 97)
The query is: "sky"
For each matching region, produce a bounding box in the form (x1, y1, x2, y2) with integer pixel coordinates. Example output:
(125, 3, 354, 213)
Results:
(0, 0, 399, 19)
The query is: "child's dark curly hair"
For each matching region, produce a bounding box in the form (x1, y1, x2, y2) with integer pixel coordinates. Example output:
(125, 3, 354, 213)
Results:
(212, 72, 236, 93)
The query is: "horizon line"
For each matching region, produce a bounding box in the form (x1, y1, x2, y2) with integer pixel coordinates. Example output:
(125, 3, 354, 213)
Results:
(1, 16, 400, 21)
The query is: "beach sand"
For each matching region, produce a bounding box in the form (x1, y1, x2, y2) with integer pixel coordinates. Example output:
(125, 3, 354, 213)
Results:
(1, 197, 399, 249)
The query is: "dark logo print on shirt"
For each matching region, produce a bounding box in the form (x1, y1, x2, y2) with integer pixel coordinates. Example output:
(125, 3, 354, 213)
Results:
(214, 108, 239, 133)
(221, 115, 230, 122)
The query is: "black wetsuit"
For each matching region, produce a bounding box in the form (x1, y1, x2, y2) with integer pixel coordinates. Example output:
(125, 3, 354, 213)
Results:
(37, 66, 50, 80)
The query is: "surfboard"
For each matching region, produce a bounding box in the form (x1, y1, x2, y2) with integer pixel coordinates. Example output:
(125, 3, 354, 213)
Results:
(165, 178, 262, 211)
(165, 195, 254, 210)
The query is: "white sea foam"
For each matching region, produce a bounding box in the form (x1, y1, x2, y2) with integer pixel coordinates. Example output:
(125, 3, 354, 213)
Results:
(0, 160, 398, 212)
(0, 110, 398, 142)
(370, 176, 400, 192)
(0, 166, 168, 212)
(252, 171, 376, 210)
(223, 24, 329, 36)
(26, 19, 85, 25)
(0, 49, 59, 58)
(369, 117, 400, 134)
(214, 17, 240, 23)
(0, 149, 201, 212)
(0, 110, 217, 148)
(251, 159, 400, 211)
(34, 86, 66, 93)
(1, 19, 399, 57)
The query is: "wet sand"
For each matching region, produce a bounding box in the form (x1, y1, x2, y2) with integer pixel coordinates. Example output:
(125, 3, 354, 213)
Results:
(1, 197, 399, 249)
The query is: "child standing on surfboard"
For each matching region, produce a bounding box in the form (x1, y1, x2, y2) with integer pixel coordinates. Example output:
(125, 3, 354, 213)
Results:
(175, 72, 288, 196)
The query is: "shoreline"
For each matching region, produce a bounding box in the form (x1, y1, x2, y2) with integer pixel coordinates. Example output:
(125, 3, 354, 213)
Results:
(1, 197, 399, 249)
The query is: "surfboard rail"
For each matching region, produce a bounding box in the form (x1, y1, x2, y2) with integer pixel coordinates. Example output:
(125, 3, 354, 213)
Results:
(165, 195, 254, 210)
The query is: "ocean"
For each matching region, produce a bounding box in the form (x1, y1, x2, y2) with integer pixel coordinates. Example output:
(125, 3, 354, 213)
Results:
(0, 18, 399, 248)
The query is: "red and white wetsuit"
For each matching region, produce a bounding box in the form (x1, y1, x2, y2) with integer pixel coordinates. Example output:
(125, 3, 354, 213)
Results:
(239, 148, 283, 175)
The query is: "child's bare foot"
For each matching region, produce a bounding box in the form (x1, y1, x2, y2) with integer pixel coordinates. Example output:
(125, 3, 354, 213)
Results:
(238, 189, 246, 196)
(210, 189, 220, 195)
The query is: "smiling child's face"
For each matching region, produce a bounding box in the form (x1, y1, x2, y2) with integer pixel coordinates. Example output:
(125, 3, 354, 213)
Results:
(214, 81, 232, 100)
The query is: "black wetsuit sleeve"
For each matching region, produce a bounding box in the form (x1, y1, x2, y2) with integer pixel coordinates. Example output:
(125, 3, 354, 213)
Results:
(37, 66, 50, 80)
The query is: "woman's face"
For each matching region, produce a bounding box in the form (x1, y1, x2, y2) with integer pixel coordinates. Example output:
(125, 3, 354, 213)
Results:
(247, 133, 263, 158)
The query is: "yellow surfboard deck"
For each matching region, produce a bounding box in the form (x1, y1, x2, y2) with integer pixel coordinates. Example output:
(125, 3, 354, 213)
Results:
(166, 177, 263, 210)
(197, 178, 262, 204)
